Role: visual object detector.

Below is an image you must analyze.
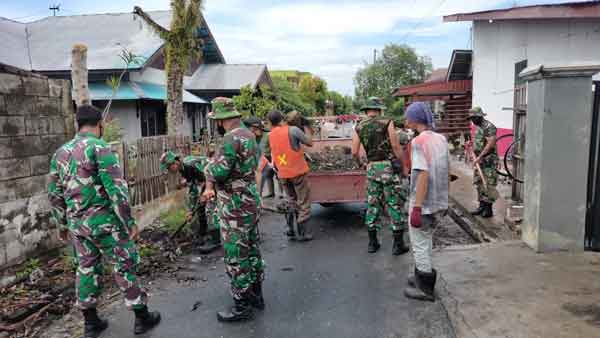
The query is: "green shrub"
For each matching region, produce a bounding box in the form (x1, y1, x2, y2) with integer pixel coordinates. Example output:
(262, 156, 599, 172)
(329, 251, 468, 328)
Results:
(160, 207, 188, 235)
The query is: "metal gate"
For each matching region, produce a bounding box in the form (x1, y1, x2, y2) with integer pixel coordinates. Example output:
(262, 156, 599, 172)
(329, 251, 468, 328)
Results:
(511, 83, 527, 202)
(585, 81, 600, 251)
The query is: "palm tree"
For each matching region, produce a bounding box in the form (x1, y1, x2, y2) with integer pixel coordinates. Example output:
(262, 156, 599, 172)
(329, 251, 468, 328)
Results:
(134, 1, 203, 135)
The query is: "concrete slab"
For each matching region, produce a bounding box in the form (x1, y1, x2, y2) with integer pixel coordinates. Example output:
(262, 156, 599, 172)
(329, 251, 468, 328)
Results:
(74, 205, 455, 338)
(435, 241, 600, 338)
(449, 158, 518, 242)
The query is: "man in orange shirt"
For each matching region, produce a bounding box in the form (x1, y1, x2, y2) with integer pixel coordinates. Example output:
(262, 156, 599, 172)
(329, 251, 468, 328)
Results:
(264, 110, 314, 241)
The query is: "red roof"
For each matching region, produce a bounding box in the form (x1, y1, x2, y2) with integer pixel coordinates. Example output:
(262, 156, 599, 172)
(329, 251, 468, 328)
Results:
(444, 1, 600, 22)
(393, 79, 471, 97)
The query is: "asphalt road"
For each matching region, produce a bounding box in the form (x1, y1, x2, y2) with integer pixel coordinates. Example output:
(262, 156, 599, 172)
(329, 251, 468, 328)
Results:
(101, 204, 455, 338)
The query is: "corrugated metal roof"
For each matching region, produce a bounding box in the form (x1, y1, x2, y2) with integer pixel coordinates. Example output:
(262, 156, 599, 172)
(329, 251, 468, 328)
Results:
(444, 1, 600, 22)
(84, 81, 206, 103)
(0, 18, 31, 70)
(0, 10, 225, 72)
(185, 64, 270, 91)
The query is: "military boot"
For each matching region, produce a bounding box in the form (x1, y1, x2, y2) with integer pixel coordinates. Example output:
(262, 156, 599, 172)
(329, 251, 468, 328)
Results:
(249, 281, 265, 310)
(197, 230, 221, 254)
(481, 202, 494, 218)
(392, 230, 410, 256)
(82, 308, 109, 338)
(367, 230, 380, 253)
(471, 202, 485, 216)
(404, 268, 436, 302)
(133, 306, 161, 335)
(296, 220, 314, 242)
(216, 297, 254, 322)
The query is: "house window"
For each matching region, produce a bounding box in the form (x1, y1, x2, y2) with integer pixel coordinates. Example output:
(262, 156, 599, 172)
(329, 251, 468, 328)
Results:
(140, 102, 167, 137)
(515, 60, 528, 85)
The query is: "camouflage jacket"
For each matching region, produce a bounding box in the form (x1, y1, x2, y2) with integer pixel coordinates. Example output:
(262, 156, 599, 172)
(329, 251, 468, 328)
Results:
(205, 126, 259, 219)
(356, 116, 393, 162)
(474, 120, 498, 159)
(48, 132, 135, 233)
(181, 156, 208, 185)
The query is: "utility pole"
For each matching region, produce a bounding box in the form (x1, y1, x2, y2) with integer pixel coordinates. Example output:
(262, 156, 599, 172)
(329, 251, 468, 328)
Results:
(373, 49, 377, 64)
(49, 4, 60, 16)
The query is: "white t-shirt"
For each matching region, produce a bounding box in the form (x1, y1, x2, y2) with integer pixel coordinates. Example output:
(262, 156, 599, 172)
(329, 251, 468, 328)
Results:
(409, 130, 449, 215)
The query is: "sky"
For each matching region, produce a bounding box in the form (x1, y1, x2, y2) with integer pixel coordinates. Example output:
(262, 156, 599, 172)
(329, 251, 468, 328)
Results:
(0, 0, 590, 95)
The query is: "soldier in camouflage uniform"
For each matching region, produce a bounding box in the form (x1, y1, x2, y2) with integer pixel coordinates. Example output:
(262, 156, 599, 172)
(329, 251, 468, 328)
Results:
(160, 151, 221, 253)
(352, 97, 410, 255)
(202, 97, 265, 322)
(468, 106, 498, 218)
(48, 105, 160, 338)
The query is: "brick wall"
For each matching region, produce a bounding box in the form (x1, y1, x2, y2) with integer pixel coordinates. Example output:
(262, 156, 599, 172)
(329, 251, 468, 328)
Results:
(0, 68, 74, 268)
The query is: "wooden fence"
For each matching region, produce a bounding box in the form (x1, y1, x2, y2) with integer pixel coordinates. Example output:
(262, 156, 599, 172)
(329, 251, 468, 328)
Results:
(112, 135, 192, 206)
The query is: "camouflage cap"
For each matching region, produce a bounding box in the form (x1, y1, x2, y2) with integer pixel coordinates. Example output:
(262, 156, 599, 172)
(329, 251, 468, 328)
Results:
(159, 150, 180, 172)
(243, 116, 268, 131)
(468, 106, 486, 118)
(209, 97, 241, 120)
(360, 97, 386, 111)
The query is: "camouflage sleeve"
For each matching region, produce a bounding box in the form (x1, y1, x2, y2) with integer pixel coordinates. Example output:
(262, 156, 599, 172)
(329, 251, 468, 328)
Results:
(484, 122, 497, 139)
(205, 134, 237, 184)
(47, 153, 67, 231)
(94, 141, 136, 229)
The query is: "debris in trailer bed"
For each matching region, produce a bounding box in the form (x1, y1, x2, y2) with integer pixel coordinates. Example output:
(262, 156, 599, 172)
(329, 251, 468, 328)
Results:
(308, 145, 362, 171)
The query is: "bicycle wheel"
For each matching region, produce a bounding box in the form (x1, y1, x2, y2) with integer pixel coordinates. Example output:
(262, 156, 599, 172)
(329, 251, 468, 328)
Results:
(496, 134, 514, 177)
(504, 140, 524, 184)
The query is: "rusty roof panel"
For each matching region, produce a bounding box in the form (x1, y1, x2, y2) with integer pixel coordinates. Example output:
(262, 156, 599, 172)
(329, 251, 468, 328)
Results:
(444, 1, 600, 22)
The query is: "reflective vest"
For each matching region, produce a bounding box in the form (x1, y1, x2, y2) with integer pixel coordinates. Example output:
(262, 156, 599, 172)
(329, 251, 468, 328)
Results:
(269, 125, 310, 179)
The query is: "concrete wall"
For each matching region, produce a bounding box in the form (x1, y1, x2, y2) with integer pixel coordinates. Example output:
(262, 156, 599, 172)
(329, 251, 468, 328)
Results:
(0, 70, 74, 267)
(473, 19, 600, 129)
(103, 100, 198, 143)
(522, 68, 595, 252)
(106, 100, 141, 142)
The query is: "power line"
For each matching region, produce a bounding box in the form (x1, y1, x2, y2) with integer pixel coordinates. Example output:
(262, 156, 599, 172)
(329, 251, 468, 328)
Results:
(49, 4, 61, 16)
(400, 0, 448, 44)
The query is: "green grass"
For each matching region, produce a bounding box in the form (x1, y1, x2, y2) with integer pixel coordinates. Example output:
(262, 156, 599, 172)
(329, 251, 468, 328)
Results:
(160, 207, 189, 235)
(16, 258, 41, 279)
(139, 244, 159, 258)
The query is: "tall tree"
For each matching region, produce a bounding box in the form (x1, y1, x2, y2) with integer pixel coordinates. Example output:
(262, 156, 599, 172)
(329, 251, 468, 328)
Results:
(272, 77, 313, 115)
(233, 85, 277, 118)
(354, 43, 432, 117)
(298, 75, 328, 115)
(134, 1, 203, 135)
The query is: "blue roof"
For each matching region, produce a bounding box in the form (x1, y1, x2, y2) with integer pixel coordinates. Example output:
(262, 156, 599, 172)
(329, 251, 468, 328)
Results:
(87, 81, 207, 104)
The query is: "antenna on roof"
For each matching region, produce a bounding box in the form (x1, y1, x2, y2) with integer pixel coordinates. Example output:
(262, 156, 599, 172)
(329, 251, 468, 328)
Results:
(49, 4, 60, 16)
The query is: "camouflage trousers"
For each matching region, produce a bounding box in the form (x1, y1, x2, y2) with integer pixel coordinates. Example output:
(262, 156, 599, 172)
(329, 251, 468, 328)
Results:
(71, 227, 147, 310)
(220, 215, 265, 300)
(474, 156, 498, 203)
(189, 185, 221, 241)
(366, 161, 409, 232)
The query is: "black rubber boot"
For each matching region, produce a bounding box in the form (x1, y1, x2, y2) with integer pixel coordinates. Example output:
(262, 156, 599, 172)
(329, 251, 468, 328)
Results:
(197, 230, 221, 254)
(480, 202, 494, 218)
(404, 268, 436, 302)
(392, 230, 410, 256)
(285, 211, 296, 239)
(471, 202, 485, 216)
(83, 308, 109, 338)
(249, 281, 265, 310)
(216, 297, 254, 322)
(296, 220, 314, 242)
(367, 230, 380, 253)
(133, 306, 161, 335)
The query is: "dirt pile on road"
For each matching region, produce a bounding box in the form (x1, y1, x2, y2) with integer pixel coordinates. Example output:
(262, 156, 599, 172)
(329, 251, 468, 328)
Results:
(308, 145, 362, 172)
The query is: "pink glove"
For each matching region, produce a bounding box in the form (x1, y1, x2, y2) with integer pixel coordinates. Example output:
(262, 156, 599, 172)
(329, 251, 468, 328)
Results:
(410, 207, 422, 228)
